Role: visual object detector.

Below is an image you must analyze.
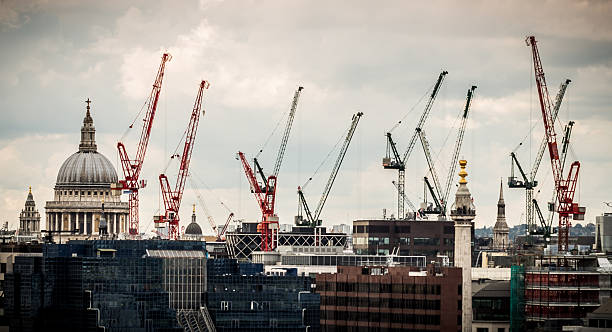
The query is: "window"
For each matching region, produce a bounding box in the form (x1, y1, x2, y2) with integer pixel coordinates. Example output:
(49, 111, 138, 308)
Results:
(269, 319, 278, 328)
(221, 301, 231, 311)
(476, 328, 489, 332)
(88, 191, 91, 196)
(399, 237, 410, 245)
(497, 328, 505, 332)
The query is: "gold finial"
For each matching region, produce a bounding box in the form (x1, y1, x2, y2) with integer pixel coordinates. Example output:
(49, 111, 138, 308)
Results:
(193, 204, 196, 213)
(459, 159, 468, 184)
(29, 186, 32, 194)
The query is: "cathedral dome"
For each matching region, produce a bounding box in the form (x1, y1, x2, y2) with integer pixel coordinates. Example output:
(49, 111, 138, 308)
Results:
(185, 222, 202, 236)
(56, 151, 118, 187)
(55, 99, 118, 188)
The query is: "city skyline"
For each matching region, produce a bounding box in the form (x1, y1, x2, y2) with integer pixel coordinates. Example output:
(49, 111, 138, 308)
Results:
(1, 1, 611, 235)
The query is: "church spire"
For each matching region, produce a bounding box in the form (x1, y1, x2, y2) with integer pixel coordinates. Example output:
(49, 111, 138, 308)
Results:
(497, 179, 505, 218)
(79, 98, 97, 152)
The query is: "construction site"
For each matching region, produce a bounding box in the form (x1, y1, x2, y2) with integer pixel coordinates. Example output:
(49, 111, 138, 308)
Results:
(1, 1, 611, 330)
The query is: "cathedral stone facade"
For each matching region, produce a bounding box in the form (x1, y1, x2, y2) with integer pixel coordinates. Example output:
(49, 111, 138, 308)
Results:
(45, 100, 128, 237)
(19, 187, 41, 235)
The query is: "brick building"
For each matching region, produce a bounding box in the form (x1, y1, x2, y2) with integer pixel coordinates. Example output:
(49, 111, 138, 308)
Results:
(316, 265, 462, 331)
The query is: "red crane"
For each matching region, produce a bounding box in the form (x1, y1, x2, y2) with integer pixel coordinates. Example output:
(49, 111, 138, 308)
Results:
(158, 80, 210, 240)
(526, 36, 584, 253)
(116, 53, 171, 236)
(238, 86, 304, 251)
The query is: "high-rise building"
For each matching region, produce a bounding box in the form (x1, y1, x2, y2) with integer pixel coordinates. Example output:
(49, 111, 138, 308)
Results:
(493, 180, 510, 250)
(45, 100, 128, 238)
(596, 212, 612, 254)
(451, 160, 475, 332)
(4, 240, 206, 331)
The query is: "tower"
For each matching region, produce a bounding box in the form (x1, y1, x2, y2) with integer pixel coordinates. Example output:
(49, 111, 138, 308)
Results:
(493, 180, 510, 250)
(451, 160, 475, 332)
(19, 186, 41, 235)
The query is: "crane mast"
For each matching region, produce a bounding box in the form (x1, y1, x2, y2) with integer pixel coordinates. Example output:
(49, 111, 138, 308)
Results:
(218, 212, 235, 241)
(238, 86, 304, 251)
(526, 36, 583, 253)
(383, 71, 447, 219)
(297, 112, 363, 227)
(158, 80, 209, 240)
(117, 53, 171, 236)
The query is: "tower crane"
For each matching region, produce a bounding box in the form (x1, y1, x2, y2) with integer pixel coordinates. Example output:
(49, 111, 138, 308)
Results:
(391, 181, 417, 215)
(508, 79, 571, 237)
(443, 86, 476, 207)
(295, 112, 363, 227)
(238, 86, 304, 251)
(116, 53, 171, 236)
(157, 80, 210, 240)
(189, 176, 219, 236)
(383, 71, 447, 219)
(526, 36, 584, 253)
(218, 212, 235, 241)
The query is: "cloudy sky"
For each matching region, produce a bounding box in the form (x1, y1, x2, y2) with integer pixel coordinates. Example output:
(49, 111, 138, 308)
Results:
(1, 0, 611, 236)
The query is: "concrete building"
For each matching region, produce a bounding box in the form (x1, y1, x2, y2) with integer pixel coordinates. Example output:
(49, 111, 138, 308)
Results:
(316, 265, 462, 331)
(19, 187, 41, 236)
(452, 159, 476, 332)
(45, 100, 128, 238)
(472, 280, 510, 332)
(493, 181, 509, 250)
(596, 213, 612, 254)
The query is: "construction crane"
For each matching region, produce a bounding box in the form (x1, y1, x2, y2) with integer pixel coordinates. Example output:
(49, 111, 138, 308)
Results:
(189, 177, 219, 236)
(442, 86, 476, 207)
(157, 80, 210, 240)
(508, 79, 571, 237)
(526, 36, 584, 253)
(238, 86, 304, 251)
(391, 181, 417, 214)
(423, 176, 442, 214)
(383, 71, 448, 219)
(116, 53, 171, 236)
(295, 112, 363, 227)
(417, 86, 476, 216)
(416, 128, 444, 211)
(218, 212, 235, 241)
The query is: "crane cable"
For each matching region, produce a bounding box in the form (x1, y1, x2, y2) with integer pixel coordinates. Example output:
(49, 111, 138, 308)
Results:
(255, 98, 292, 159)
(388, 79, 436, 133)
(301, 126, 345, 190)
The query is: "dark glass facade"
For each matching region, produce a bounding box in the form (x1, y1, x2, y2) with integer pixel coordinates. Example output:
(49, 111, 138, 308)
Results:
(4, 240, 206, 332)
(206, 259, 320, 331)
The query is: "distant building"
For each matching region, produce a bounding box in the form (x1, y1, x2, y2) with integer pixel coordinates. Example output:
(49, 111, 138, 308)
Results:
(183, 204, 204, 241)
(19, 187, 41, 236)
(472, 280, 510, 332)
(352, 218, 459, 262)
(493, 181, 509, 250)
(316, 265, 462, 331)
(45, 100, 128, 238)
(206, 259, 319, 331)
(596, 213, 612, 254)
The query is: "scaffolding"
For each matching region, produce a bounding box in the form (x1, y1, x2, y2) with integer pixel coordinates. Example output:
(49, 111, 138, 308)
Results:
(510, 265, 525, 332)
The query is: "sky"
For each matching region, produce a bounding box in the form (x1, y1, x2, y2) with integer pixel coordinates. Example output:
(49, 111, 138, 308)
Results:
(1, 0, 611, 236)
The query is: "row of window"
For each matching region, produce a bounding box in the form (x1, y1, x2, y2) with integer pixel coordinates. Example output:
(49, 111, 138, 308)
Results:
(322, 296, 441, 310)
(321, 310, 441, 325)
(58, 190, 110, 197)
(353, 237, 453, 247)
(318, 282, 442, 295)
